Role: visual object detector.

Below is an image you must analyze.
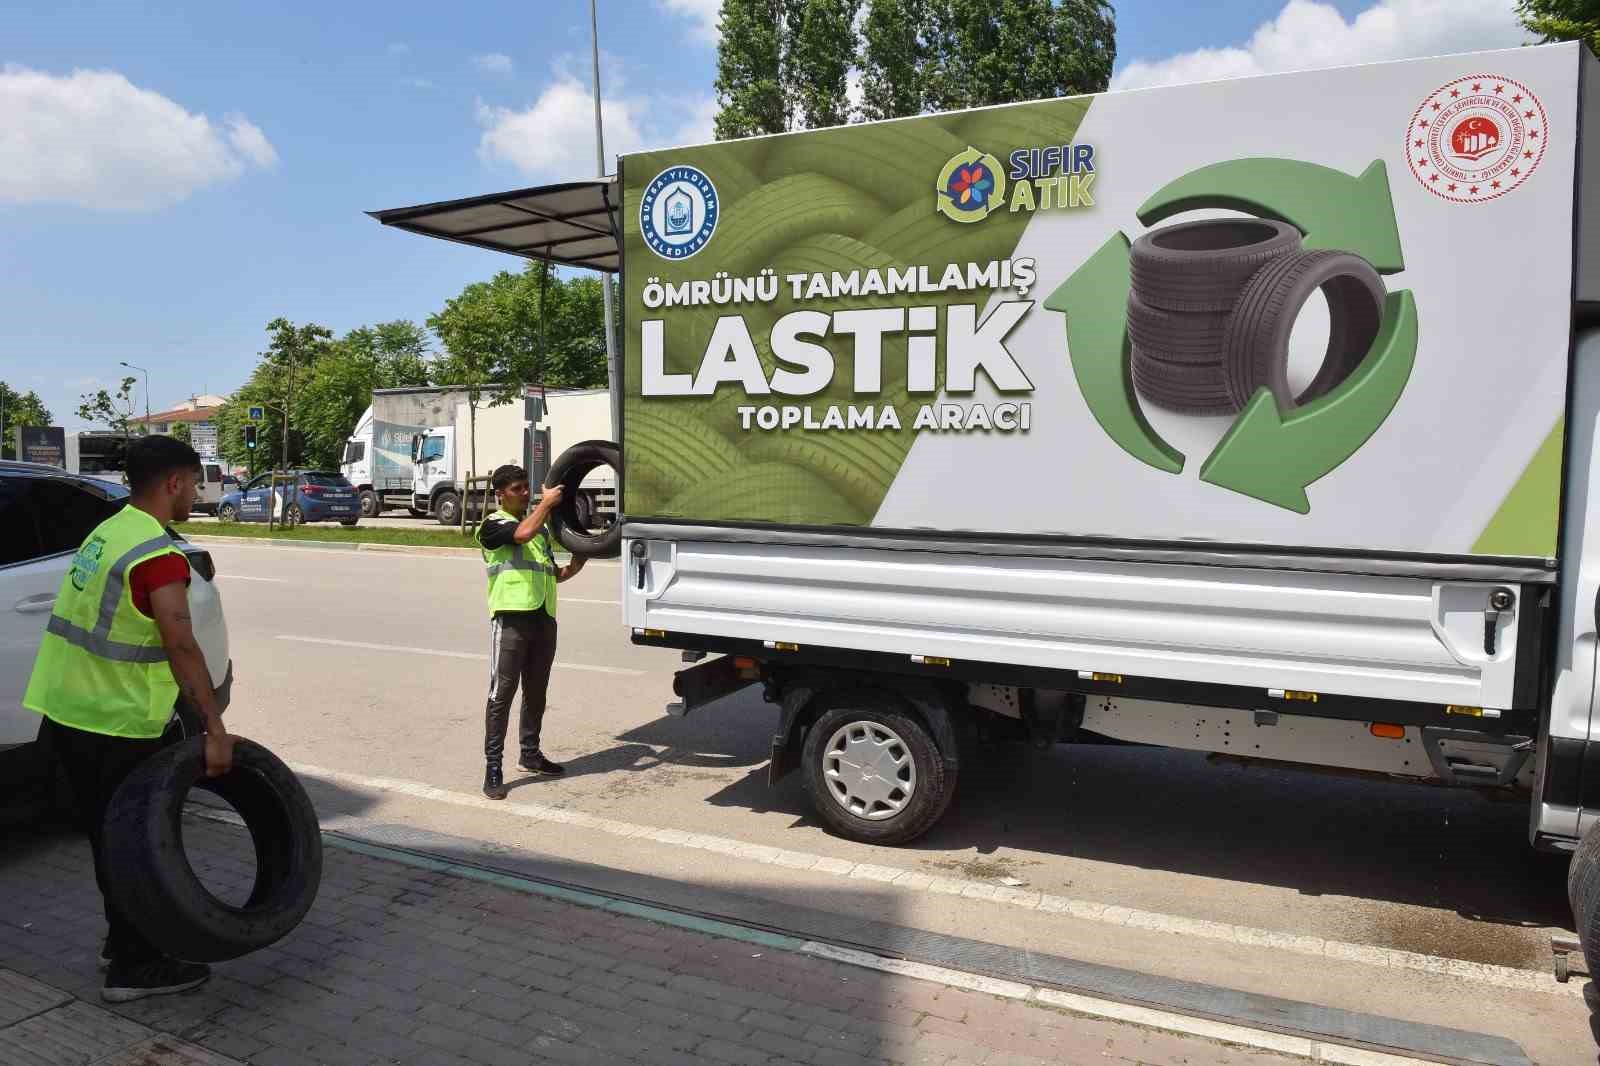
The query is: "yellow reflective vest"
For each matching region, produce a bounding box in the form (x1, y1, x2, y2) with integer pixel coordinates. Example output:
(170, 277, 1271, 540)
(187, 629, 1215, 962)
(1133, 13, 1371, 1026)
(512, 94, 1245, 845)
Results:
(475, 509, 558, 617)
(23, 505, 183, 738)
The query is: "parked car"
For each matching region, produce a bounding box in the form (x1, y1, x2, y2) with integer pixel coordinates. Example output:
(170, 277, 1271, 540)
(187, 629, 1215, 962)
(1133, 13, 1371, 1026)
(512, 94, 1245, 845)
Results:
(0, 461, 231, 819)
(217, 470, 360, 527)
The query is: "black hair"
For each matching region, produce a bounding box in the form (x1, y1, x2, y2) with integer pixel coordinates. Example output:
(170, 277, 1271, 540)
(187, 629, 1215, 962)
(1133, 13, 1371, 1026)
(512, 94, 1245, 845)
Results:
(491, 464, 529, 491)
(125, 434, 202, 494)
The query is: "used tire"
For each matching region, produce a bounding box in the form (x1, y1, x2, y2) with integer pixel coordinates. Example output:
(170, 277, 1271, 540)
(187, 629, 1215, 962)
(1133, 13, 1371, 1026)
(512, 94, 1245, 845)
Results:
(103, 737, 322, 963)
(1125, 292, 1229, 364)
(1130, 350, 1238, 415)
(1570, 824, 1600, 992)
(359, 490, 380, 518)
(1130, 218, 1302, 312)
(545, 440, 622, 559)
(802, 695, 954, 845)
(435, 491, 461, 526)
(1221, 248, 1385, 411)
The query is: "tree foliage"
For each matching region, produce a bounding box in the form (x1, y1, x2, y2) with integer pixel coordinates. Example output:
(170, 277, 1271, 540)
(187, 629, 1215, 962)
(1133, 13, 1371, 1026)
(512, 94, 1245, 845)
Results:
(715, 0, 790, 138)
(1518, 0, 1600, 53)
(0, 383, 52, 460)
(170, 422, 193, 446)
(76, 377, 140, 438)
(789, 0, 861, 129)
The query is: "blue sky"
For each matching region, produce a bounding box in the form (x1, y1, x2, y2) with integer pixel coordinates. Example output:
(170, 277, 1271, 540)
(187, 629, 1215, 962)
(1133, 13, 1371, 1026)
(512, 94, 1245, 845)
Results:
(1, 0, 1524, 429)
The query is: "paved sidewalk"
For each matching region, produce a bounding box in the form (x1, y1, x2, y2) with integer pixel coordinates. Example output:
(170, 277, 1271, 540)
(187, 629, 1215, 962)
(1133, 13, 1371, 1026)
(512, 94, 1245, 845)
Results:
(0, 816, 1306, 1066)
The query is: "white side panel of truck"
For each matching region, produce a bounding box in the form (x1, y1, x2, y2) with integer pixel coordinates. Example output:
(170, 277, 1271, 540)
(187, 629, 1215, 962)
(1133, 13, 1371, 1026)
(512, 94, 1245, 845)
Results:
(625, 538, 1526, 709)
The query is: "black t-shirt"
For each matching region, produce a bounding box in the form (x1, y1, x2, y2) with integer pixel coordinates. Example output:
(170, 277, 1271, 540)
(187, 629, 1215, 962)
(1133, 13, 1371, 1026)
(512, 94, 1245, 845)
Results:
(477, 516, 520, 551)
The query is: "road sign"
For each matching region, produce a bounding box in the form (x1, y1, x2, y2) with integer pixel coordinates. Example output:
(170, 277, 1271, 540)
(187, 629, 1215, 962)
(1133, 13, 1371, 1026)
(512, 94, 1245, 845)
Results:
(248, 406, 264, 422)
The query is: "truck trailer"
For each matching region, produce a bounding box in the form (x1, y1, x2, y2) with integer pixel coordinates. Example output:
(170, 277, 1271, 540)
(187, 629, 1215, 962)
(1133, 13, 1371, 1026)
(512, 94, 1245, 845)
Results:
(374, 43, 1600, 976)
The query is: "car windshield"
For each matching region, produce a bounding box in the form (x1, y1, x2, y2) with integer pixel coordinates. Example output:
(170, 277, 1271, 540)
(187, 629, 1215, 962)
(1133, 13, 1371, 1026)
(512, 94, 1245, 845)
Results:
(302, 473, 351, 487)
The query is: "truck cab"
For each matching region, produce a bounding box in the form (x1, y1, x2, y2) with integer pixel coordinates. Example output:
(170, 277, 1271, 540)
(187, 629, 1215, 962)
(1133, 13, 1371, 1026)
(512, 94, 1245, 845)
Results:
(412, 427, 459, 525)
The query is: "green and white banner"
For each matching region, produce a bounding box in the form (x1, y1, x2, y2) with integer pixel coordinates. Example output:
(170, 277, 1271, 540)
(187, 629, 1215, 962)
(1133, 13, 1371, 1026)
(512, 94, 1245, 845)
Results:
(622, 43, 1583, 561)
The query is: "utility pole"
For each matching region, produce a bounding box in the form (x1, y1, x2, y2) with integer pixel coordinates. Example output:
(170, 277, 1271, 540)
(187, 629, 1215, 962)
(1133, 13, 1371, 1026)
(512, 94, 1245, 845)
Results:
(591, 0, 622, 445)
(271, 360, 296, 531)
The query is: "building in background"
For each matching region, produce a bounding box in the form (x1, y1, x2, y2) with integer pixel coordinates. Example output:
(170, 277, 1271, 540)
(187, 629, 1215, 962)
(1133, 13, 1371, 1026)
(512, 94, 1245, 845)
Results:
(129, 394, 227, 459)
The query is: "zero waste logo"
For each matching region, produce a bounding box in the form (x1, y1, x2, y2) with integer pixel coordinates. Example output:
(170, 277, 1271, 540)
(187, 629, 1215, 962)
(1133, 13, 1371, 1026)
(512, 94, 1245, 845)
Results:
(641, 165, 720, 260)
(936, 147, 1007, 223)
(1045, 158, 1419, 514)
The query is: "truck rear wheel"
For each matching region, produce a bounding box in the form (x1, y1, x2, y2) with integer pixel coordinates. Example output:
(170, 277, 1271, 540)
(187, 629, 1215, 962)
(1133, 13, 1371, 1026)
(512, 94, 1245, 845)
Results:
(435, 491, 461, 526)
(803, 697, 953, 845)
(1569, 823, 1600, 994)
(359, 490, 380, 518)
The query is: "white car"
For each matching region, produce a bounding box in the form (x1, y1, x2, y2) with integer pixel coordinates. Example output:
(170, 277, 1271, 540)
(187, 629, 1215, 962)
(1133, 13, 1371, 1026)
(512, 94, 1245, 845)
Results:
(0, 460, 231, 817)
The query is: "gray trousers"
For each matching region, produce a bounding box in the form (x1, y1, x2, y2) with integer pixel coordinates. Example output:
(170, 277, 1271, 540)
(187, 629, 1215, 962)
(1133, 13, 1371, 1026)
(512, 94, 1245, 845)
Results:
(484, 610, 558, 764)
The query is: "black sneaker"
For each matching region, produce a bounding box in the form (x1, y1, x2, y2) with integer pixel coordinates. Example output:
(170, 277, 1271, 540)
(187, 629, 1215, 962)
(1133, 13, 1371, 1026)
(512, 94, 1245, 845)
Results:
(517, 753, 565, 776)
(102, 958, 210, 1003)
(483, 763, 507, 799)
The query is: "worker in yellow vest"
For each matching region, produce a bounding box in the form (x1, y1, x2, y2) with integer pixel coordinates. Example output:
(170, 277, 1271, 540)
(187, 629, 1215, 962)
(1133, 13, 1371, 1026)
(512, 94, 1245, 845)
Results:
(475, 464, 586, 799)
(24, 435, 234, 1003)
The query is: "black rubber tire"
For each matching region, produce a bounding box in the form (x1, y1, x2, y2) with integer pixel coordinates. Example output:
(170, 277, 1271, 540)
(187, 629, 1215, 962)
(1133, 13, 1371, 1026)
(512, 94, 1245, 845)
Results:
(359, 490, 380, 518)
(103, 737, 323, 963)
(1130, 349, 1239, 415)
(217, 504, 238, 524)
(1221, 249, 1385, 411)
(802, 695, 954, 846)
(1126, 291, 1230, 365)
(545, 440, 622, 559)
(1570, 824, 1600, 989)
(434, 492, 461, 526)
(283, 504, 302, 529)
(1130, 218, 1302, 312)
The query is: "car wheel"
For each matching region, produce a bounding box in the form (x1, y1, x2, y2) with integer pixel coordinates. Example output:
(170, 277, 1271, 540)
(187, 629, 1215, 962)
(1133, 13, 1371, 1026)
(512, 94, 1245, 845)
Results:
(217, 504, 238, 524)
(359, 490, 380, 518)
(103, 737, 322, 963)
(435, 492, 461, 526)
(283, 504, 303, 528)
(802, 695, 954, 846)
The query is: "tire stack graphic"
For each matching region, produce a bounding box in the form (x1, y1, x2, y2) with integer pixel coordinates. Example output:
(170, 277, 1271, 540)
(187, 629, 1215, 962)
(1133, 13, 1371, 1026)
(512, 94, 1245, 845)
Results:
(1128, 218, 1386, 415)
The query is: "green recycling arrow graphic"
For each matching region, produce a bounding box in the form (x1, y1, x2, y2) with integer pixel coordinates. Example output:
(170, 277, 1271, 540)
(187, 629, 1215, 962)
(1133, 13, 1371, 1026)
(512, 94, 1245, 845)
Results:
(1043, 234, 1185, 475)
(1138, 159, 1405, 274)
(1198, 290, 1418, 513)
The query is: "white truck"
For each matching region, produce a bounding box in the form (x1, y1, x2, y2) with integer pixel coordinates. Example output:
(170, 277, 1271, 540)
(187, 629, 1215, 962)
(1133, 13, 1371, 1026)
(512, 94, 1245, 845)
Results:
(375, 43, 1600, 977)
(341, 386, 472, 518)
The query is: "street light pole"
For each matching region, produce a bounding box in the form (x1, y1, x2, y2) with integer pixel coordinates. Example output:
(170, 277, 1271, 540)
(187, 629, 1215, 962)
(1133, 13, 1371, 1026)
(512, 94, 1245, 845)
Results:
(591, 0, 622, 444)
(119, 361, 150, 435)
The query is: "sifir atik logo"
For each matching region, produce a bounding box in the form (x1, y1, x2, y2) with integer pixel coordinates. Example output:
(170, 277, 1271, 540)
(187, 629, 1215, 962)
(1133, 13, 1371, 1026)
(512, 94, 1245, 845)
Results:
(936, 142, 1098, 223)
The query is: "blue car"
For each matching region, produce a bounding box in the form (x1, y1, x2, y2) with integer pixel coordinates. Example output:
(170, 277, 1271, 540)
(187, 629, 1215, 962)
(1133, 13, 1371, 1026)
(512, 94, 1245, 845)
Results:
(217, 470, 361, 527)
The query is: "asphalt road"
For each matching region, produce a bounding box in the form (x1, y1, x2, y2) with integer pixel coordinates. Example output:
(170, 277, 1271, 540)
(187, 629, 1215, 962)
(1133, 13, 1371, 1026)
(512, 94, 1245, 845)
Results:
(197, 539, 1594, 1062)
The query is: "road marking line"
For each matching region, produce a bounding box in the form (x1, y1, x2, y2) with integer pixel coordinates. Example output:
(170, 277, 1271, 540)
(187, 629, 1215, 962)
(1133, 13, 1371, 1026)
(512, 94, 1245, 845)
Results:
(220, 575, 290, 583)
(561, 598, 622, 605)
(281, 760, 1579, 1000)
(185, 801, 1466, 1066)
(274, 635, 644, 675)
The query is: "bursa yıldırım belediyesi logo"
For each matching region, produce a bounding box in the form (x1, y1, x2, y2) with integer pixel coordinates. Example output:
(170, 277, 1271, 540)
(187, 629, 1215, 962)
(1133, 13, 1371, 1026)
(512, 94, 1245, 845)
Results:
(641, 165, 719, 259)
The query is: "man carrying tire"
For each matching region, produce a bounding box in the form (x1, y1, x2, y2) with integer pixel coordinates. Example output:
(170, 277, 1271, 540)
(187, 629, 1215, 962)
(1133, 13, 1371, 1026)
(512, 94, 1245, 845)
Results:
(23, 435, 235, 1002)
(475, 464, 585, 799)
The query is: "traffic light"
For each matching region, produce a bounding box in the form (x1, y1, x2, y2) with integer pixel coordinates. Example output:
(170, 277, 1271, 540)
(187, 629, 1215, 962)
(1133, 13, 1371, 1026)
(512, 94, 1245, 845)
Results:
(244, 425, 257, 450)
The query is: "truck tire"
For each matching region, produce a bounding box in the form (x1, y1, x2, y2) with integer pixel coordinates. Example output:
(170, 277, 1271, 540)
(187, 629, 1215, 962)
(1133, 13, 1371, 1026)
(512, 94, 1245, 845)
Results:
(1125, 292, 1230, 364)
(802, 696, 954, 846)
(434, 491, 461, 526)
(1570, 823, 1600, 992)
(1130, 350, 1238, 415)
(1221, 249, 1385, 411)
(1130, 218, 1302, 313)
(359, 490, 380, 518)
(545, 440, 622, 559)
(103, 737, 323, 963)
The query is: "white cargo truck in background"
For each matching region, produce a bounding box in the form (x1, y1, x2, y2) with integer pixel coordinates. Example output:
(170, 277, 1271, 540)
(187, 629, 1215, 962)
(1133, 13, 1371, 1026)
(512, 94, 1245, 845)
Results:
(376, 43, 1600, 979)
(343, 385, 615, 524)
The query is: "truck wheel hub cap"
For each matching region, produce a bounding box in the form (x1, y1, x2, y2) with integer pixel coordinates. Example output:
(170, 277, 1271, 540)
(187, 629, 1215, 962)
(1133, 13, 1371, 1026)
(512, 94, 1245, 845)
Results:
(822, 721, 916, 820)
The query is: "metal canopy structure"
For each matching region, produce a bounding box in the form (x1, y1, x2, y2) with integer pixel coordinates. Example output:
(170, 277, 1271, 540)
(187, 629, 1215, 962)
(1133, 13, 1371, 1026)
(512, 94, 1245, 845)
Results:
(368, 178, 621, 273)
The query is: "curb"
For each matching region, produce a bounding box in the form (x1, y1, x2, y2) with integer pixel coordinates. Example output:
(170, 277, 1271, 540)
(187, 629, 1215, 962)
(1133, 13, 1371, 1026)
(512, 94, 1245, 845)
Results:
(183, 534, 481, 558)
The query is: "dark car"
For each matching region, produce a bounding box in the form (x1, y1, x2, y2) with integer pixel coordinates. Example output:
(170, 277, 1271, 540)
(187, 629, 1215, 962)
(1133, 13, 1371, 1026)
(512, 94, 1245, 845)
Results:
(217, 470, 360, 527)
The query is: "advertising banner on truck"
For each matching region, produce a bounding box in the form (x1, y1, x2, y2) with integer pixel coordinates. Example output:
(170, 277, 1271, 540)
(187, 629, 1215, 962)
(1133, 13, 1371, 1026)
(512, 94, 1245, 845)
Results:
(622, 43, 1588, 562)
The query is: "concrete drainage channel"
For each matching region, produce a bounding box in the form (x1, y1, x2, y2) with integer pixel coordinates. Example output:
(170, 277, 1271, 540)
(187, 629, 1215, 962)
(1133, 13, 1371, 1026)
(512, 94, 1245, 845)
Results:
(185, 804, 1530, 1066)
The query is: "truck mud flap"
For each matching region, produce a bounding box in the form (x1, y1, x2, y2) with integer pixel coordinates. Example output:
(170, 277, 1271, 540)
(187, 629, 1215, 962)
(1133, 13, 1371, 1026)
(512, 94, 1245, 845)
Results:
(671, 655, 756, 716)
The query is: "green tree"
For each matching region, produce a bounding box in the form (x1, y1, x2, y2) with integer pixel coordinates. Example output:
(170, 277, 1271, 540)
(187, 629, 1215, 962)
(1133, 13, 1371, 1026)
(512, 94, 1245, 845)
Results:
(789, 0, 860, 129)
(170, 422, 193, 446)
(77, 377, 140, 439)
(0, 383, 52, 460)
(295, 320, 432, 469)
(715, 0, 790, 138)
(922, 0, 1116, 112)
(263, 317, 333, 475)
(859, 0, 926, 121)
(1518, 0, 1600, 52)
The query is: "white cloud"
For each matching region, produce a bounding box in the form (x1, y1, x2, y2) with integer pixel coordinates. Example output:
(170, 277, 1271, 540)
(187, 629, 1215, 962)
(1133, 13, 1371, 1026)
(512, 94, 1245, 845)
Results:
(474, 53, 514, 74)
(656, 0, 720, 45)
(0, 65, 278, 210)
(1112, 0, 1528, 91)
(477, 68, 716, 179)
